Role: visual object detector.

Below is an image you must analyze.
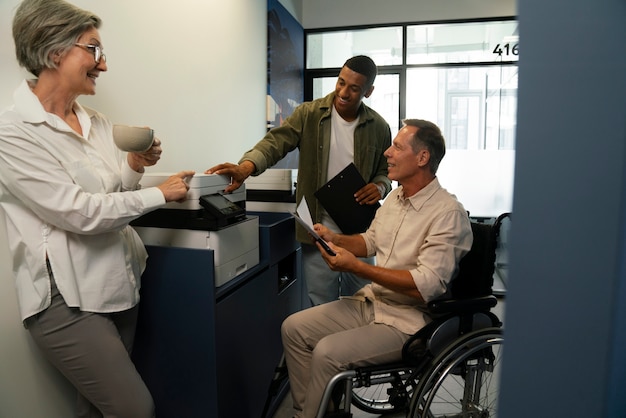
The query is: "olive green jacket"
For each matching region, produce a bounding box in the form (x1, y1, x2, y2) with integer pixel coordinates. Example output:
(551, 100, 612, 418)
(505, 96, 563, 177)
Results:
(240, 92, 392, 243)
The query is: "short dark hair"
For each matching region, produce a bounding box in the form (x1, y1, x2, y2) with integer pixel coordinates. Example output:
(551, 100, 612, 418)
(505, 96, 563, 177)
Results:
(12, 0, 101, 76)
(403, 119, 446, 174)
(343, 55, 377, 89)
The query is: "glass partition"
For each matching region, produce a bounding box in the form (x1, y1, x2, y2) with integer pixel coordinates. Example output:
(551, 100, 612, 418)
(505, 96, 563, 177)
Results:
(306, 18, 518, 217)
(407, 20, 519, 64)
(307, 26, 403, 68)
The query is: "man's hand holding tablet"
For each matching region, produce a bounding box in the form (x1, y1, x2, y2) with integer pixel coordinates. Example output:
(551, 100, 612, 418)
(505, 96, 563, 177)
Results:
(293, 198, 337, 256)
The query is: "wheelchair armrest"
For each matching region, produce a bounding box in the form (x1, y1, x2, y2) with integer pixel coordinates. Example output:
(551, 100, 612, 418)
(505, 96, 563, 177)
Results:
(428, 295, 497, 315)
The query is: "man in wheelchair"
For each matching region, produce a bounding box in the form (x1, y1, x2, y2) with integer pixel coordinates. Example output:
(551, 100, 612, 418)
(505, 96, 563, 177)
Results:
(281, 119, 473, 418)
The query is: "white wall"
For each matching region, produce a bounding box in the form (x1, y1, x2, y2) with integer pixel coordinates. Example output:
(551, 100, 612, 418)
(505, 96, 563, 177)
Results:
(0, 1, 266, 417)
(0, 1, 268, 172)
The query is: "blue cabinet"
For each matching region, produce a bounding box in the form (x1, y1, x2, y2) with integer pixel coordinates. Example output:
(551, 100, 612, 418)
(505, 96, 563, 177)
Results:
(132, 246, 220, 418)
(132, 212, 302, 418)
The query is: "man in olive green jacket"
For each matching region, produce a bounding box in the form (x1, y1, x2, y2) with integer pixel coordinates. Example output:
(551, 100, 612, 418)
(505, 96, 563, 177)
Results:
(207, 55, 391, 305)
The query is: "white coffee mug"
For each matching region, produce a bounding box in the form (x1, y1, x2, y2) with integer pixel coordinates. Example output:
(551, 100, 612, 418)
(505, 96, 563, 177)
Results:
(112, 125, 155, 153)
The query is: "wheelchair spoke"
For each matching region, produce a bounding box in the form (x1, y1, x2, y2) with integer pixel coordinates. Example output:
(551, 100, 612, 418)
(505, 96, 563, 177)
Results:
(409, 329, 503, 418)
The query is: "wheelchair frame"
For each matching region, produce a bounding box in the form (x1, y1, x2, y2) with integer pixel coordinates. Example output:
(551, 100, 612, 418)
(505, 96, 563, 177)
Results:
(263, 213, 510, 418)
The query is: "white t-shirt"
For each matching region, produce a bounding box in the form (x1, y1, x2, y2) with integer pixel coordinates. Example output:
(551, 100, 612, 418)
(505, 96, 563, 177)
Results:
(321, 106, 359, 232)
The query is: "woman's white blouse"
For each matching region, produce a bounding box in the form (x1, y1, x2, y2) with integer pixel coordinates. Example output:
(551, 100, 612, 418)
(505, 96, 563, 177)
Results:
(0, 80, 165, 320)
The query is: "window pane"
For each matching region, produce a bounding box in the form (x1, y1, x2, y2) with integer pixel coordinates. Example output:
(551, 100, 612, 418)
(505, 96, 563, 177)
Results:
(313, 74, 400, 136)
(406, 65, 517, 217)
(307, 27, 403, 68)
(305, 19, 518, 217)
(407, 20, 518, 65)
(406, 66, 517, 150)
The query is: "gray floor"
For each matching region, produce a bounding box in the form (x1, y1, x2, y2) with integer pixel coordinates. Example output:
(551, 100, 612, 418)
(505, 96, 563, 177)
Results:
(272, 280, 506, 418)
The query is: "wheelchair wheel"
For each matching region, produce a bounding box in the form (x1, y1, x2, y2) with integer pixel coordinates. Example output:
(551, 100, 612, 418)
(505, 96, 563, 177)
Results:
(351, 367, 418, 414)
(408, 327, 503, 418)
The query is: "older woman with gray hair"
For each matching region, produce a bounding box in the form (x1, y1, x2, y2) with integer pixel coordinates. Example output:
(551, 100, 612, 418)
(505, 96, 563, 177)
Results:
(0, 1, 194, 416)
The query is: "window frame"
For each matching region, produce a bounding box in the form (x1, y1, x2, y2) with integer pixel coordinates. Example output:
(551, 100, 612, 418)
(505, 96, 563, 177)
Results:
(304, 16, 518, 130)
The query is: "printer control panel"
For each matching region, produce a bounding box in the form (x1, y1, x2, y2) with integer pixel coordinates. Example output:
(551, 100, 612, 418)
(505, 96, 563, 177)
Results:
(200, 194, 245, 221)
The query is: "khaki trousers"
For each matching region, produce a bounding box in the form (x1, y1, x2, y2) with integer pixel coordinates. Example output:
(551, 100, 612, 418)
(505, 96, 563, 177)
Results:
(281, 298, 410, 418)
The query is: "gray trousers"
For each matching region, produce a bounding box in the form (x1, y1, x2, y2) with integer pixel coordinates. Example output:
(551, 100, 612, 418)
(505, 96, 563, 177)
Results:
(24, 274, 154, 418)
(301, 243, 372, 305)
(281, 298, 410, 418)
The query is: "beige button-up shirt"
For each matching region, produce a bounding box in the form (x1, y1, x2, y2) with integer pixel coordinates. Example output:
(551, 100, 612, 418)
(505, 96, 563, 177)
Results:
(351, 178, 473, 334)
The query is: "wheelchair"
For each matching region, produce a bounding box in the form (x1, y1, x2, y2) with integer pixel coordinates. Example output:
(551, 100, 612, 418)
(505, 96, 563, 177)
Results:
(263, 213, 510, 418)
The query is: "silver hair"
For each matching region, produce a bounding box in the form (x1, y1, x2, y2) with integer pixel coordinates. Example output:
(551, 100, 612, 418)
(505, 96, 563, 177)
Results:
(12, 0, 101, 76)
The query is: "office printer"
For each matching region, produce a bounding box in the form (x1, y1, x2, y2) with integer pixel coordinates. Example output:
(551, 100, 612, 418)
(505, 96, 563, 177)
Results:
(245, 168, 297, 213)
(131, 173, 259, 287)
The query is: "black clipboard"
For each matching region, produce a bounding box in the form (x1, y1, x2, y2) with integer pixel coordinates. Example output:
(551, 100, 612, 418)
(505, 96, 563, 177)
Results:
(314, 163, 380, 235)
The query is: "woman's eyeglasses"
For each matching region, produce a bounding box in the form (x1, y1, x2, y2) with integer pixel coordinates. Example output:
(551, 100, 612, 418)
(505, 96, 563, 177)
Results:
(74, 43, 106, 64)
